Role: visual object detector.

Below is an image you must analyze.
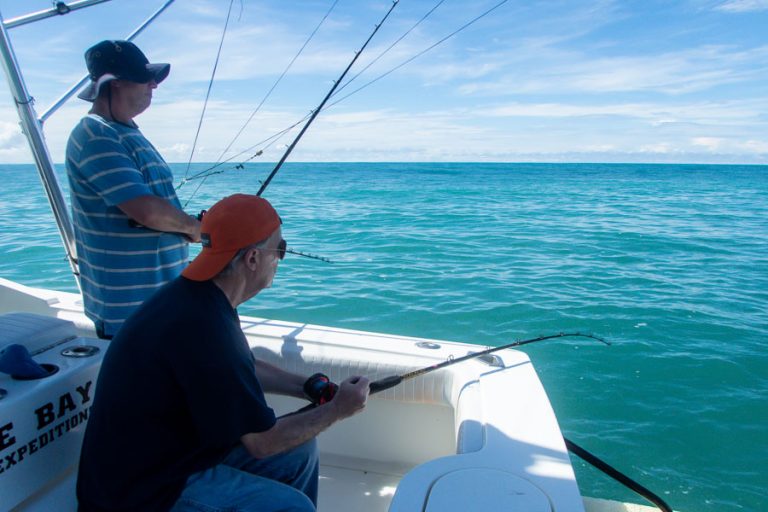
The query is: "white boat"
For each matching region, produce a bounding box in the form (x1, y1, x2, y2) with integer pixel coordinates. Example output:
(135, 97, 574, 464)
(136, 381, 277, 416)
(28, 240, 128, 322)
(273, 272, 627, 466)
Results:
(0, 2, 668, 511)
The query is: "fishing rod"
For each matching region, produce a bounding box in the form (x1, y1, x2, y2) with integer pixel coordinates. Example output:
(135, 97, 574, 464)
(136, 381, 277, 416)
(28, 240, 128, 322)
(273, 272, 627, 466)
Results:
(288, 331, 673, 512)
(369, 331, 607, 393)
(287, 332, 607, 417)
(362, 332, 673, 512)
(328, 0, 510, 110)
(213, 0, 341, 168)
(178, 0, 343, 207)
(255, 0, 401, 197)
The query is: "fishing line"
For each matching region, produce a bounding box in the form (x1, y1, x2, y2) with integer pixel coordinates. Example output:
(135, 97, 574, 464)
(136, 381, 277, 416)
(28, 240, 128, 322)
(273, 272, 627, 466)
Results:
(565, 438, 673, 512)
(256, 0, 402, 197)
(180, 120, 301, 185)
(179, 0, 399, 204)
(240, 0, 444, 182)
(182, 0, 235, 188)
(211, 0, 341, 169)
(181, 0, 510, 188)
(325, 0, 510, 111)
(331, 0, 447, 98)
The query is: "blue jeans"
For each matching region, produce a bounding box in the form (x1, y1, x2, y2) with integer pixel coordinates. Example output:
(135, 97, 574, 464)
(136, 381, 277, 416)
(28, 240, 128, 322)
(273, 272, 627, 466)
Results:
(170, 439, 319, 512)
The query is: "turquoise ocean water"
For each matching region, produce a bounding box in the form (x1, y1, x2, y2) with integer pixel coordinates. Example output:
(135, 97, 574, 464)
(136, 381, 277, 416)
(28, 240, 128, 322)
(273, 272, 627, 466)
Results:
(1, 162, 766, 511)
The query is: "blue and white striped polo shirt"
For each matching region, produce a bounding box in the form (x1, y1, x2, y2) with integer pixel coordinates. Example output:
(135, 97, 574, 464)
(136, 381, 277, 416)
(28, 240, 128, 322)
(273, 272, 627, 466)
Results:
(65, 114, 188, 337)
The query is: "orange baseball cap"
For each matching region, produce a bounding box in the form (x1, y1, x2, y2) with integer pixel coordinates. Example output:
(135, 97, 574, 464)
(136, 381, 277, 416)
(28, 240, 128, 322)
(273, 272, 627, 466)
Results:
(182, 194, 281, 281)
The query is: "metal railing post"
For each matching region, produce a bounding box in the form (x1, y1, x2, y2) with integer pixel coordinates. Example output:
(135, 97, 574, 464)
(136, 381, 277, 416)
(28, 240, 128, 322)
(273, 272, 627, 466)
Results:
(0, 9, 80, 286)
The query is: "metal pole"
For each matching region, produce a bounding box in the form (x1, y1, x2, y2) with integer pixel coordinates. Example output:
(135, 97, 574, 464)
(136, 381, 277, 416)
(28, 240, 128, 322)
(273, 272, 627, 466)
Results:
(0, 9, 80, 284)
(2, 0, 112, 29)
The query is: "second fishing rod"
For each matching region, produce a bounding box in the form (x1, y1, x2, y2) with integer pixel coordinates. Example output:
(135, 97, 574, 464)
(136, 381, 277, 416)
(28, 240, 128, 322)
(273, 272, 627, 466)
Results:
(256, 0, 401, 197)
(294, 332, 607, 414)
(368, 331, 608, 393)
(296, 332, 672, 512)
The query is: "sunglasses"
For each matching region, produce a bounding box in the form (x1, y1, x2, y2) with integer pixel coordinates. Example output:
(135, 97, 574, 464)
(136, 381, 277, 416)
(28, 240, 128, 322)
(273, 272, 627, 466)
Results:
(260, 239, 332, 263)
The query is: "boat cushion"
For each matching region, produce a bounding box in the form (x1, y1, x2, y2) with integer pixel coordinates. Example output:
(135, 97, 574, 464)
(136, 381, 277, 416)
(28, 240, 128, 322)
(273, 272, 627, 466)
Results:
(0, 312, 77, 354)
(425, 468, 552, 511)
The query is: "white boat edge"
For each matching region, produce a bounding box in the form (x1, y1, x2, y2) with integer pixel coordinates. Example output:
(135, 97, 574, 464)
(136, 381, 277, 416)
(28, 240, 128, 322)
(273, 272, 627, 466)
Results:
(0, 277, 667, 512)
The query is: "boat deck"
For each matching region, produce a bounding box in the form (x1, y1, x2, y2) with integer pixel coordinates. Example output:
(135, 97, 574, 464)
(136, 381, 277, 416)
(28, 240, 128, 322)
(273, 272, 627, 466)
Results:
(319, 455, 402, 511)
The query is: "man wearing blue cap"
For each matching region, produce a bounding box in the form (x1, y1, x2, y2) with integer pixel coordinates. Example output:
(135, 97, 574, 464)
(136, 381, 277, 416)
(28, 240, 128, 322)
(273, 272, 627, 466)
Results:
(65, 40, 200, 339)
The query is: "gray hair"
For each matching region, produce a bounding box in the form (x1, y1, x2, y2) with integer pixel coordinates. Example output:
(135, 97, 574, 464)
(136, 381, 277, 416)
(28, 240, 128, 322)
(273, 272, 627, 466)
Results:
(215, 240, 266, 278)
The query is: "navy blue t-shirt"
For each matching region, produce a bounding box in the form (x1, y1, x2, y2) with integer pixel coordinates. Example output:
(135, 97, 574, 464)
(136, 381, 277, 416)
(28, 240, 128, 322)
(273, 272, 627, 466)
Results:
(77, 277, 276, 512)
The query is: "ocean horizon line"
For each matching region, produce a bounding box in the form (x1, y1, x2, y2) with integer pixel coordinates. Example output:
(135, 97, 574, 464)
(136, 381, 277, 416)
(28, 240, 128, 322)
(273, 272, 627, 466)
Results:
(3, 161, 767, 168)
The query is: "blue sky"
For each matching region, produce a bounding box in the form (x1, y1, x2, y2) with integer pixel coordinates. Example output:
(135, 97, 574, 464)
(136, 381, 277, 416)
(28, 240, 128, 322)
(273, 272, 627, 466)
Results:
(1, 0, 767, 164)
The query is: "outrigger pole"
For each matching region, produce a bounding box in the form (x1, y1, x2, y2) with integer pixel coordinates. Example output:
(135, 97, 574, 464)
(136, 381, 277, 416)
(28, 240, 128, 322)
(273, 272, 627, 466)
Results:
(0, 5, 85, 280)
(256, 0, 401, 197)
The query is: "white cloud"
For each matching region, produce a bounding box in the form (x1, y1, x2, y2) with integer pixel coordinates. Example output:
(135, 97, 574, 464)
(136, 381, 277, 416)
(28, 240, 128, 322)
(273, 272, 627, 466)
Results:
(740, 139, 768, 152)
(477, 98, 768, 126)
(688, 136, 768, 155)
(691, 137, 725, 151)
(583, 144, 617, 152)
(14, 94, 766, 166)
(715, 0, 768, 12)
(638, 143, 675, 154)
(459, 45, 768, 96)
(0, 120, 24, 149)
(1, 0, 766, 165)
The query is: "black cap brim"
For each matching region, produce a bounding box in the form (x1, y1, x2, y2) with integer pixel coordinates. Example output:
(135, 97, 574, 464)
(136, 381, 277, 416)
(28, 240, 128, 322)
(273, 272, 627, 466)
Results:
(147, 63, 170, 84)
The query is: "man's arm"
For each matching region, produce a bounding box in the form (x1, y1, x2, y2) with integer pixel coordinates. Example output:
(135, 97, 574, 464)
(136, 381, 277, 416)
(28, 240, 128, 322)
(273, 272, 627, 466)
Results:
(253, 359, 307, 398)
(240, 376, 369, 459)
(118, 195, 201, 242)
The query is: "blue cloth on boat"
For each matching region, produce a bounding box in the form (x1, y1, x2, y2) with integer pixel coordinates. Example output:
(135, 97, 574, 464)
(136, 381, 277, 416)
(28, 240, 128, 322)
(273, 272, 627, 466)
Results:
(76, 277, 277, 512)
(0, 344, 48, 379)
(65, 114, 188, 338)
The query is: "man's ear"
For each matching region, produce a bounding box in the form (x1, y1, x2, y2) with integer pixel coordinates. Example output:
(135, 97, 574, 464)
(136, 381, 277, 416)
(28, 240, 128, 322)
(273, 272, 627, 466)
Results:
(244, 247, 260, 269)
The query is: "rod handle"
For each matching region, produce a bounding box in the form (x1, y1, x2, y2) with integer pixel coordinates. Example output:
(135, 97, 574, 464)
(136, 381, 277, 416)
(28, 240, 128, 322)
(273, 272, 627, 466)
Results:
(369, 375, 402, 394)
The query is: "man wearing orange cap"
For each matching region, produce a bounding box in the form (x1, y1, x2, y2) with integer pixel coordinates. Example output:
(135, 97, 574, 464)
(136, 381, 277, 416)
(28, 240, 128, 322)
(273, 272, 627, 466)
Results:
(76, 194, 369, 512)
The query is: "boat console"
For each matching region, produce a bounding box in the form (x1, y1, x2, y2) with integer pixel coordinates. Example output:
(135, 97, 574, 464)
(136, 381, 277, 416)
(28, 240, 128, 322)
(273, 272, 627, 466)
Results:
(0, 312, 106, 511)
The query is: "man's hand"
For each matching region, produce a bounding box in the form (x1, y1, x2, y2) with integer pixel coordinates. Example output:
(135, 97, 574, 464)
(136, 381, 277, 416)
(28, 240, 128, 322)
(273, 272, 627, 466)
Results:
(185, 216, 201, 243)
(240, 374, 370, 459)
(331, 376, 369, 419)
